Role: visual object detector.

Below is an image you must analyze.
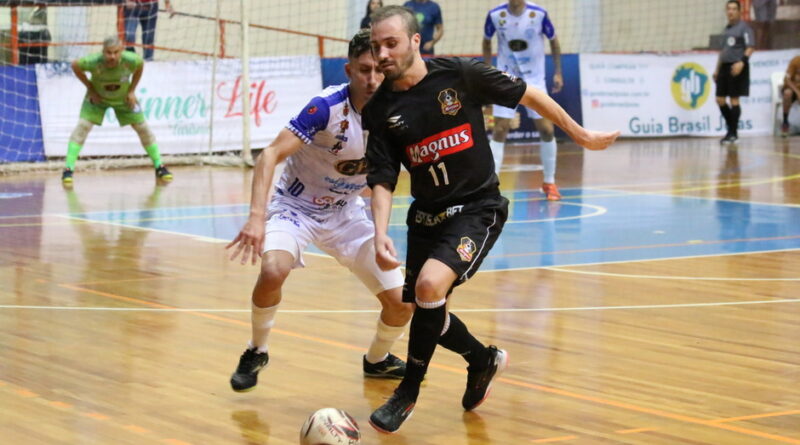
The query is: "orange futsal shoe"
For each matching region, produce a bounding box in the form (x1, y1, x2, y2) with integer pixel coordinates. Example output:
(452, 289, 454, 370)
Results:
(541, 183, 561, 201)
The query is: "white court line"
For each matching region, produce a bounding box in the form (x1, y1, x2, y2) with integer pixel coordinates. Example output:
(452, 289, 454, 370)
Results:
(481, 247, 800, 272)
(2, 298, 799, 313)
(543, 267, 800, 281)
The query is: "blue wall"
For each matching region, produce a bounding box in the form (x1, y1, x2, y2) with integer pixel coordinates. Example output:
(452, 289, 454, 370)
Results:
(0, 65, 45, 162)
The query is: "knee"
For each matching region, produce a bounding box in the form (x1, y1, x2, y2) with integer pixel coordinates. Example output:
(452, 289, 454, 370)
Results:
(784, 89, 794, 102)
(538, 127, 555, 141)
(414, 275, 446, 304)
(69, 119, 94, 145)
(131, 122, 155, 146)
(716, 97, 727, 107)
(492, 119, 511, 142)
(256, 259, 290, 292)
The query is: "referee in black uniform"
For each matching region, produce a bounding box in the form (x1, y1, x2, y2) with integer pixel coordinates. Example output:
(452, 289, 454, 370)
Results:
(364, 5, 619, 433)
(714, 0, 755, 144)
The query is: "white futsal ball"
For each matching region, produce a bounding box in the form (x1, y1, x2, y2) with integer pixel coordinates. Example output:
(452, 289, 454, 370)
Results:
(299, 408, 361, 445)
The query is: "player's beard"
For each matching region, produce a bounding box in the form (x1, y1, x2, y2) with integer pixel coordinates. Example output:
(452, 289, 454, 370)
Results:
(383, 41, 416, 81)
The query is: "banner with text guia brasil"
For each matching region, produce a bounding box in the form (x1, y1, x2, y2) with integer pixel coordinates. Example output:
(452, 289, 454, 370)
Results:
(36, 56, 322, 156)
(580, 50, 797, 137)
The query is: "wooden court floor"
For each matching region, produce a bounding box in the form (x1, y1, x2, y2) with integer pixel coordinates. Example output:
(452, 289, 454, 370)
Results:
(1, 136, 799, 444)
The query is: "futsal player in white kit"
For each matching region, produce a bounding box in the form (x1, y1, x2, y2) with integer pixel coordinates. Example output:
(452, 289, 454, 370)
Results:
(483, 0, 563, 200)
(226, 29, 412, 392)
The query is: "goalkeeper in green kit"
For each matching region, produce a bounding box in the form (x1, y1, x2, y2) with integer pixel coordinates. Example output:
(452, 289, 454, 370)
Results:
(62, 36, 172, 184)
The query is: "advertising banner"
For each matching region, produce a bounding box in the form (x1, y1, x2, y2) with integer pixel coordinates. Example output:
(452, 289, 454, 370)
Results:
(36, 56, 322, 156)
(580, 50, 797, 137)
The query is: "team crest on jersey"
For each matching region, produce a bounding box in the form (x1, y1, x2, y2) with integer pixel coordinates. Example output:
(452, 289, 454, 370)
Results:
(500, 11, 506, 17)
(456, 236, 477, 262)
(529, 11, 536, 18)
(438, 88, 462, 116)
(307, 105, 318, 114)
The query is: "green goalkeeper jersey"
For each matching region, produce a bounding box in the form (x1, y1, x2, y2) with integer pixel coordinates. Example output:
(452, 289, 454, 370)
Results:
(77, 51, 143, 106)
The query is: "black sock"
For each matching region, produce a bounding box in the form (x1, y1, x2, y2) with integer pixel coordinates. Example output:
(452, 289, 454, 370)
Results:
(438, 313, 490, 369)
(784, 113, 790, 126)
(730, 105, 741, 136)
(719, 103, 732, 133)
(398, 304, 447, 400)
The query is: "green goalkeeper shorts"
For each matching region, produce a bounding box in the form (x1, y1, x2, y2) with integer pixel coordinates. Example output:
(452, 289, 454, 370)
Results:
(80, 99, 146, 126)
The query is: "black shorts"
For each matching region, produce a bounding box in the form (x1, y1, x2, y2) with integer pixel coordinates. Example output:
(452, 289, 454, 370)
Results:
(716, 62, 750, 98)
(401, 194, 509, 303)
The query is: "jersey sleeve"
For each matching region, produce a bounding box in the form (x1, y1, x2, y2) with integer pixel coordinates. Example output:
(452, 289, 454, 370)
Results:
(743, 25, 755, 49)
(76, 53, 100, 71)
(432, 3, 443, 26)
(286, 96, 331, 144)
(460, 58, 527, 108)
(483, 12, 496, 39)
(542, 11, 556, 39)
(364, 107, 401, 191)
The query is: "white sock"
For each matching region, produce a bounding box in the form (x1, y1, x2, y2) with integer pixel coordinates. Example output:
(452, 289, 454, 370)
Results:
(251, 302, 279, 353)
(540, 139, 557, 183)
(489, 139, 505, 174)
(365, 318, 406, 364)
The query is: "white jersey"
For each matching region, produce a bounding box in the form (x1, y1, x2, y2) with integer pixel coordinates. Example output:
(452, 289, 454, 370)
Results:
(484, 1, 555, 84)
(280, 83, 367, 218)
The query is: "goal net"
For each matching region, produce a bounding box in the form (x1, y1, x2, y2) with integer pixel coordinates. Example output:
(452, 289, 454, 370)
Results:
(0, 0, 728, 172)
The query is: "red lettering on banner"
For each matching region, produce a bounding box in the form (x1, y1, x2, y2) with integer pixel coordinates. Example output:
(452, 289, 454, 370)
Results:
(217, 76, 278, 127)
(405, 123, 474, 166)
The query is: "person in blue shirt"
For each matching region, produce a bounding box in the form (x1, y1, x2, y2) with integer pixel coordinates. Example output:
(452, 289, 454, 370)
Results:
(403, 0, 443, 55)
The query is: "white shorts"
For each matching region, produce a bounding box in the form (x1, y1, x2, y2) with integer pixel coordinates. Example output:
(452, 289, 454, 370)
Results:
(263, 198, 404, 295)
(494, 78, 546, 120)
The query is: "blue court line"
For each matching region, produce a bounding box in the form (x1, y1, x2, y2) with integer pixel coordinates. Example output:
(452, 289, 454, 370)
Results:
(66, 188, 800, 270)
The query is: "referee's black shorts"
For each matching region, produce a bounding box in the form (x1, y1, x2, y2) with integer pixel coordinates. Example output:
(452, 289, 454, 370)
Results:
(716, 62, 750, 98)
(401, 194, 509, 303)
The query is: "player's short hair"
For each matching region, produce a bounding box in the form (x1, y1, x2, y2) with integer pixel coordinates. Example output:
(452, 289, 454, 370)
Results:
(348, 28, 372, 60)
(370, 5, 419, 38)
(103, 36, 122, 49)
(726, 0, 741, 10)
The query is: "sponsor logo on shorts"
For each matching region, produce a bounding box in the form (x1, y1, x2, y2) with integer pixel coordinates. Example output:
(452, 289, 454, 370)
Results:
(405, 123, 474, 166)
(456, 236, 477, 262)
(437, 88, 462, 116)
(414, 204, 463, 227)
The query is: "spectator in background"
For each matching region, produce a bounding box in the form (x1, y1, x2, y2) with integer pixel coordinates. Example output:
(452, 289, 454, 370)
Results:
(124, 0, 175, 61)
(360, 0, 383, 29)
(403, 0, 443, 55)
(781, 55, 800, 136)
(714, 0, 754, 144)
(752, 0, 781, 48)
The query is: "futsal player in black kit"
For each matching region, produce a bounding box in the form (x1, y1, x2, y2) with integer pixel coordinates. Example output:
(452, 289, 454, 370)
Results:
(365, 5, 620, 433)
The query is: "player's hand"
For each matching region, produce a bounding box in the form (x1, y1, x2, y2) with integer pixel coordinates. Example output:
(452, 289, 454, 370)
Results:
(552, 73, 563, 94)
(88, 90, 102, 104)
(226, 217, 266, 265)
(374, 233, 401, 271)
(167, 4, 176, 18)
(422, 41, 434, 52)
(578, 129, 620, 151)
(125, 92, 138, 109)
(731, 61, 744, 77)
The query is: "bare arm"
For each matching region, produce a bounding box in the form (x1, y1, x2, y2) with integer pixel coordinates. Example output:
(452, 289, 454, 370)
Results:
(786, 74, 800, 98)
(432, 23, 444, 47)
(370, 183, 400, 270)
(549, 36, 563, 93)
(518, 85, 619, 150)
(482, 38, 492, 66)
(72, 60, 102, 103)
(226, 128, 304, 264)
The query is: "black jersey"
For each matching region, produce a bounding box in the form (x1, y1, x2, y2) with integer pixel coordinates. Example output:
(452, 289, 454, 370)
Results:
(365, 57, 526, 211)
